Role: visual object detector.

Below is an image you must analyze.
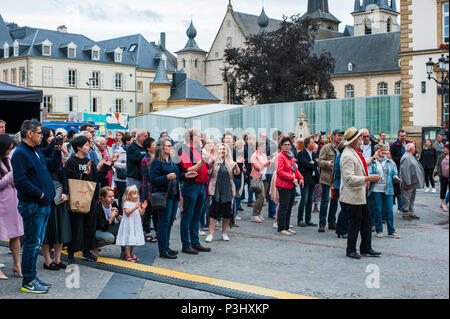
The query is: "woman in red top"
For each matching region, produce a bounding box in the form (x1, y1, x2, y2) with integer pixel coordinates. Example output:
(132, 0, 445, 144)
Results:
(276, 137, 304, 235)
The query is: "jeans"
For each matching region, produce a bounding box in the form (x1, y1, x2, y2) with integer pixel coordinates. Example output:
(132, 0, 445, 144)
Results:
(298, 183, 314, 223)
(180, 183, 205, 248)
(265, 175, 277, 218)
(319, 184, 339, 225)
(157, 198, 179, 254)
(233, 176, 242, 217)
(247, 176, 255, 203)
(95, 229, 116, 248)
(336, 201, 349, 236)
(18, 201, 51, 284)
(370, 192, 396, 235)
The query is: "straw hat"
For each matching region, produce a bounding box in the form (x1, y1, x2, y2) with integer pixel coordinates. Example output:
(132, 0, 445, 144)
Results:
(343, 127, 362, 146)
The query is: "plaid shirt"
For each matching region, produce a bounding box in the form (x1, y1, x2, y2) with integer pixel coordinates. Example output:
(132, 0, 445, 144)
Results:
(141, 154, 153, 201)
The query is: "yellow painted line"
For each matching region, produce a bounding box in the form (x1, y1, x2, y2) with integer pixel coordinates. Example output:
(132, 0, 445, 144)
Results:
(60, 250, 316, 299)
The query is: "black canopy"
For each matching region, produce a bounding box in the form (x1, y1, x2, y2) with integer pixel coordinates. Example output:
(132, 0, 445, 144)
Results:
(0, 81, 42, 133)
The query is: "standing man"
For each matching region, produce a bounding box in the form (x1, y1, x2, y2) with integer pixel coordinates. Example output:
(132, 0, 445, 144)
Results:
(80, 123, 100, 165)
(317, 129, 344, 232)
(399, 143, 424, 220)
(360, 129, 377, 160)
(434, 135, 445, 156)
(378, 132, 389, 147)
(340, 127, 382, 259)
(11, 119, 60, 293)
(0, 120, 6, 134)
(390, 129, 411, 210)
(179, 129, 211, 255)
(297, 137, 319, 227)
(126, 129, 148, 194)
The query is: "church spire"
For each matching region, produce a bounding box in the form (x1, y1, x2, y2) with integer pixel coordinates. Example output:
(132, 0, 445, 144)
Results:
(257, 7, 269, 29)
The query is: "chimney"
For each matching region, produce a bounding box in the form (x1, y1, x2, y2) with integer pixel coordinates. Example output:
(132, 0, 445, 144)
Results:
(160, 32, 166, 50)
(57, 25, 67, 33)
(172, 70, 187, 88)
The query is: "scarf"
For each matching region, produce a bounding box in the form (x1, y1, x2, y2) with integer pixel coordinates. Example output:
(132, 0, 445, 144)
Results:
(353, 146, 369, 185)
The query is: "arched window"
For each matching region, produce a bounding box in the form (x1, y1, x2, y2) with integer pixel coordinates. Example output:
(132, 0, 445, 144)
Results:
(387, 18, 392, 32)
(345, 84, 354, 98)
(194, 59, 198, 68)
(182, 58, 186, 69)
(378, 82, 388, 95)
(365, 18, 372, 35)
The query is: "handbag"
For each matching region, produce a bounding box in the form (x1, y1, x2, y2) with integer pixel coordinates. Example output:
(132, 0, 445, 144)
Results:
(250, 177, 263, 193)
(68, 179, 97, 213)
(150, 192, 168, 210)
(53, 180, 64, 206)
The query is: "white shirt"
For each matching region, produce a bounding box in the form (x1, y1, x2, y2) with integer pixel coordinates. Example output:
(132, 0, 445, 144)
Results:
(305, 149, 315, 176)
(362, 143, 372, 159)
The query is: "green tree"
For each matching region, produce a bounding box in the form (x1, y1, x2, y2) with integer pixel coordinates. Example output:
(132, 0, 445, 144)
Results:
(223, 15, 335, 104)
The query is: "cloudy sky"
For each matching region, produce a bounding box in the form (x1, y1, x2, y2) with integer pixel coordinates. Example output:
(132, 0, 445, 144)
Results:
(1, 0, 356, 53)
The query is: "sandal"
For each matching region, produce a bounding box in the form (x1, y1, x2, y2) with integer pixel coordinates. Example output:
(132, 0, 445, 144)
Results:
(388, 233, 400, 239)
(125, 256, 136, 263)
(131, 255, 140, 262)
(145, 235, 157, 243)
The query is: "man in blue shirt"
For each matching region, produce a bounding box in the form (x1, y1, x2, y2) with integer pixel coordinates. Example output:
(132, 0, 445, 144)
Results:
(11, 119, 60, 294)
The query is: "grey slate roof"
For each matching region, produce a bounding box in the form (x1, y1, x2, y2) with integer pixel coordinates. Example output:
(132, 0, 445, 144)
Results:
(0, 15, 176, 72)
(301, 0, 341, 24)
(313, 31, 400, 75)
(152, 59, 171, 85)
(233, 11, 282, 38)
(175, 21, 207, 54)
(168, 79, 220, 101)
(343, 25, 354, 37)
(353, 0, 398, 14)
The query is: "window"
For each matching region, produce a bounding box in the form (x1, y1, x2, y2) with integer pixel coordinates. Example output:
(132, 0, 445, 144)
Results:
(3, 70, 8, 83)
(348, 62, 353, 72)
(421, 81, 426, 93)
(365, 19, 372, 35)
(91, 71, 99, 88)
(68, 47, 76, 58)
(115, 73, 122, 90)
(129, 44, 137, 52)
(68, 96, 74, 112)
(114, 99, 123, 112)
(444, 3, 449, 43)
(378, 82, 388, 95)
(92, 50, 99, 60)
(91, 97, 99, 113)
(115, 52, 122, 62)
(43, 96, 52, 112)
(43, 45, 51, 56)
(194, 59, 198, 68)
(387, 18, 392, 33)
(137, 102, 143, 114)
(3, 45, 9, 58)
(395, 81, 401, 95)
(11, 68, 16, 84)
(43, 67, 52, 87)
(137, 81, 143, 93)
(226, 37, 232, 47)
(345, 84, 354, 98)
(68, 70, 76, 88)
(182, 58, 186, 69)
(13, 45, 19, 57)
(19, 67, 25, 86)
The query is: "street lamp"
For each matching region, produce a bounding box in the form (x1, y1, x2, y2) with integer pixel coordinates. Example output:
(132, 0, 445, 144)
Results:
(86, 77, 95, 112)
(426, 54, 449, 128)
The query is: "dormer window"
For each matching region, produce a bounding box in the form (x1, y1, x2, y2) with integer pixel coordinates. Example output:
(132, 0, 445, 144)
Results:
(92, 50, 99, 60)
(13, 41, 19, 57)
(348, 62, 353, 72)
(3, 43, 9, 59)
(68, 47, 76, 58)
(114, 48, 122, 62)
(43, 45, 51, 56)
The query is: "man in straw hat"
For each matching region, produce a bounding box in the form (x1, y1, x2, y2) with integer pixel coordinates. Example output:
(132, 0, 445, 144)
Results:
(339, 127, 383, 259)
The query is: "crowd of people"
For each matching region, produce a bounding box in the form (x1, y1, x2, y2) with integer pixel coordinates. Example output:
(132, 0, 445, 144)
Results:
(0, 117, 448, 293)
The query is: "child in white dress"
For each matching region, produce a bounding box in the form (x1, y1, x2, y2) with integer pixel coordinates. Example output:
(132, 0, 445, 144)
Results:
(116, 185, 147, 262)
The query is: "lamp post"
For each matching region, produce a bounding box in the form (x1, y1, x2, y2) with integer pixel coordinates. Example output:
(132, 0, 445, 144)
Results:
(86, 77, 95, 112)
(426, 54, 449, 128)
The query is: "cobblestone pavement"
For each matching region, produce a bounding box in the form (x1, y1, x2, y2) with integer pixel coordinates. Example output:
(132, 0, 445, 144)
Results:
(0, 188, 448, 299)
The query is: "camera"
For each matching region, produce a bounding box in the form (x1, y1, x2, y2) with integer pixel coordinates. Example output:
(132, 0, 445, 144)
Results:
(54, 135, 63, 145)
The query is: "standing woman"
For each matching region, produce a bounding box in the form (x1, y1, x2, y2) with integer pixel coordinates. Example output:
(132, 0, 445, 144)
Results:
(276, 136, 304, 235)
(205, 143, 240, 242)
(114, 134, 133, 209)
(39, 127, 71, 270)
(435, 144, 449, 212)
(141, 137, 157, 242)
(65, 135, 110, 263)
(0, 134, 24, 279)
(419, 139, 438, 193)
(150, 137, 197, 259)
(250, 139, 272, 222)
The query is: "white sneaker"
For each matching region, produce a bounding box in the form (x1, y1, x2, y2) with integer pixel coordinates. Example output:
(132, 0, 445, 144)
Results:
(235, 216, 242, 220)
(222, 233, 230, 241)
(278, 230, 292, 236)
(272, 222, 278, 229)
(424, 187, 430, 193)
(205, 234, 213, 242)
(199, 230, 207, 236)
(432, 188, 436, 193)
